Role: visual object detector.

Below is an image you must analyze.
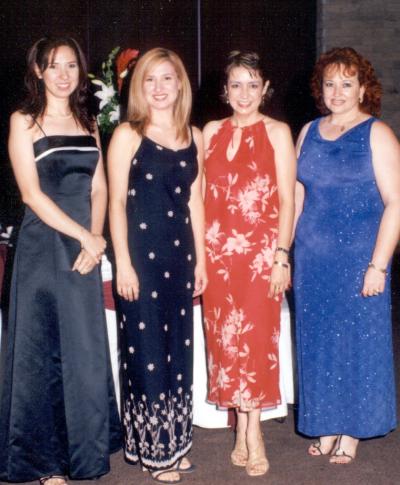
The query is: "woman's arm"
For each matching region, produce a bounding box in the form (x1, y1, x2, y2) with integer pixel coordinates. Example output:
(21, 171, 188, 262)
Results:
(189, 126, 208, 297)
(291, 122, 311, 243)
(72, 125, 108, 274)
(266, 120, 296, 296)
(362, 120, 400, 297)
(107, 122, 141, 301)
(90, 125, 108, 235)
(8, 111, 105, 262)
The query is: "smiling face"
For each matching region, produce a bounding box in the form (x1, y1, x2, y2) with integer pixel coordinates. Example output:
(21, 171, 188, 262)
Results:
(142, 60, 181, 112)
(322, 64, 365, 116)
(226, 66, 268, 117)
(36, 45, 80, 101)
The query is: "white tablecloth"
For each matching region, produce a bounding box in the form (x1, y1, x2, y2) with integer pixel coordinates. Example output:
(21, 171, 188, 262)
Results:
(193, 299, 294, 428)
(101, 256, 295, 426)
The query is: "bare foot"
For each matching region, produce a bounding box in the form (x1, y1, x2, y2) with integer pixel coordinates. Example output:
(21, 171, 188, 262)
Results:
(329, 435, 359, 464)
(308, 435, 338, 456)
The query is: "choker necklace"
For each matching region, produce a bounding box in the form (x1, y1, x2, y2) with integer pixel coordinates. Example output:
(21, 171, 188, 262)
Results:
(46, 112, 74, 119)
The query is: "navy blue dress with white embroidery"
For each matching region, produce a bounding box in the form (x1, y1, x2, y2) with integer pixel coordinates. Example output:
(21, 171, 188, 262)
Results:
(118, 134, 198, 470)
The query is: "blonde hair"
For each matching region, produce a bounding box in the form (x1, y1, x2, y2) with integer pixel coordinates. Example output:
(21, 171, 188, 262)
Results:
(127, 47, 192, 143)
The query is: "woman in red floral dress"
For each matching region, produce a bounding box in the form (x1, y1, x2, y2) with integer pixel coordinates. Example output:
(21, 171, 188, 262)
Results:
(202, 51, 296, 476)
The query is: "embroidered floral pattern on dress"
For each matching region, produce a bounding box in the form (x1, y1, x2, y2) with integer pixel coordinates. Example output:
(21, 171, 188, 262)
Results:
(123, 390, 193, 469)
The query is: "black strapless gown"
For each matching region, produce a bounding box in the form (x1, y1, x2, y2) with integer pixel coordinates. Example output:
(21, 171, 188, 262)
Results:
(0, 136, 121, 482)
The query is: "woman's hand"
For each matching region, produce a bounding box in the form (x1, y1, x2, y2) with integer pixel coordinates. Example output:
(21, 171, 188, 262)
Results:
(80, 230, 106, 263)
(361, 266, 386, 297)
(117, 265, 139, 301)
(72, 249, 98, 274)
(193, 263, 208, 297)
(269, 262, 291, 298)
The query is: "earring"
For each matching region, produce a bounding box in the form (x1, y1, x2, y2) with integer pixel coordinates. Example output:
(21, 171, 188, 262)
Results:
(221, 90, 230, 104)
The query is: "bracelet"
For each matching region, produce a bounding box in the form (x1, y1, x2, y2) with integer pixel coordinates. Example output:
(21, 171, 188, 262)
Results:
(276, 246, 290, 256)
(274, 261, 289, 268)
(368, 262, 387, 275)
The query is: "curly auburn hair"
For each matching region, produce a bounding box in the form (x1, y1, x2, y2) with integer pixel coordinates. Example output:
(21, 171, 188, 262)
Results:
(311, 47, 382, 117)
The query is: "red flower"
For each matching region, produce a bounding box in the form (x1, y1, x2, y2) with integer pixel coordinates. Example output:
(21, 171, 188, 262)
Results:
(116, 48, 139, 93)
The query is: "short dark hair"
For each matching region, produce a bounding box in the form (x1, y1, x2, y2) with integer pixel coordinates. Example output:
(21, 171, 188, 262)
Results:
(225, 50, 266, 83)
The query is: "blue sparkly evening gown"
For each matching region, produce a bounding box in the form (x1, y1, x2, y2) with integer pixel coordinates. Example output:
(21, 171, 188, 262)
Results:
(0, 134, 121, 482)
(294, 117, 396, 438)
(118, 134, 198, 470)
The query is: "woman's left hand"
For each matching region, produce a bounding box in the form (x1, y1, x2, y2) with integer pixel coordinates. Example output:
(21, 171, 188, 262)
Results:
(72, 249, 98, 275)
(193, 263, 208, 297)
(269, 263, 291, 298)
(361, 266, 386, 297)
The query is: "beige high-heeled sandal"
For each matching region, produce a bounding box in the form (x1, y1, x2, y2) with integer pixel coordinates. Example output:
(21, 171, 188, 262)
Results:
(231, 440, 248, 467)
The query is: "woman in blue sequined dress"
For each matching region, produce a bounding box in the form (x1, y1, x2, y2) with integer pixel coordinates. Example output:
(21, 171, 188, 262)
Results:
(294, 47, 400, 464)
(108, 48, 207, 483)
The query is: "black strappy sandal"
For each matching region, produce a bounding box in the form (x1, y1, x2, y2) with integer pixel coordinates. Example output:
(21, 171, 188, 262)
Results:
(329, 435, 356, 464)
(308, 436, 337, 456)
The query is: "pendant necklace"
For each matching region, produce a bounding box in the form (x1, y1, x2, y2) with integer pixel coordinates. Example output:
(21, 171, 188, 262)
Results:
(330, 114, 361, 133)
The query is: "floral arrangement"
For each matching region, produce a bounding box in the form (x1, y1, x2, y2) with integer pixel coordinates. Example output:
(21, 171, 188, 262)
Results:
(90, 47, 139, 134)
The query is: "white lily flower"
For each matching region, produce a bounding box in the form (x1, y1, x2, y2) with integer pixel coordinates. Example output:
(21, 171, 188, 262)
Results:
(92, 79, 116, 110)
(109, 105, 120, 123)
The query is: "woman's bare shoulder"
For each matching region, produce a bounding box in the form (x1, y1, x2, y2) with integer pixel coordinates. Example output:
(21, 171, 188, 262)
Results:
(203, 118, 227, 136)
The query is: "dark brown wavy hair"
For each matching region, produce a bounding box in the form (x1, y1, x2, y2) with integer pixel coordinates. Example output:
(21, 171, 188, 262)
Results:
(20, 36, 94, 132)
(311, 47, 382, 117)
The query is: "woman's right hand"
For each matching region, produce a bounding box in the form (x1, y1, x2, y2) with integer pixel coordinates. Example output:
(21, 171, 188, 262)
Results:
(117, 265, 140, 301)
(80, 230, 106, 263)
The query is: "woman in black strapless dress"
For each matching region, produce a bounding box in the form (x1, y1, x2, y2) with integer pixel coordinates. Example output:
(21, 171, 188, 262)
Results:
(0, 37, 121, 485)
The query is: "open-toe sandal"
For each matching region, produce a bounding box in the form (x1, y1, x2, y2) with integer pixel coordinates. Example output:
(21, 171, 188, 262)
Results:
(308, 436, 337, 456)
(151, 468, 182, 484)
(175, 457, 195, 474)
(231, 440, 248, 467)
(39, 476, 67, 485)
(329, 435, 356, 464)
(246, 434, 269, 476)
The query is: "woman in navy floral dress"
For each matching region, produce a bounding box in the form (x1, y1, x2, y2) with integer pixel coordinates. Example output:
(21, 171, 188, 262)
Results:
(108, 48, 207, 483)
